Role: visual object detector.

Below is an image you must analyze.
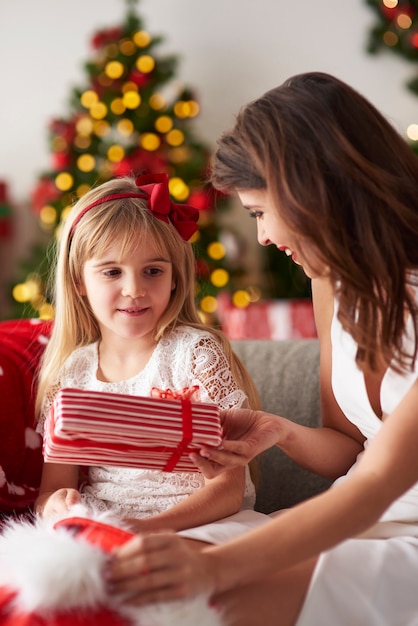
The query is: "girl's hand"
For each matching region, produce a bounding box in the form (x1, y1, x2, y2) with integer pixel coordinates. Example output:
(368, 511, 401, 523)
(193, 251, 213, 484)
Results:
(41, 488, 81, 517)
(105, 532, 215, 605)
(190, 408, 282, 478)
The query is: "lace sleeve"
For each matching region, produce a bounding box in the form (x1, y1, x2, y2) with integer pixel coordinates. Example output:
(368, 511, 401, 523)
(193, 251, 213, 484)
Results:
(191, 334, 247, 410)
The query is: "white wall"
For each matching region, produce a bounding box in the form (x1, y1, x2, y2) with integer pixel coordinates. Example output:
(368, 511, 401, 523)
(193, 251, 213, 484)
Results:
(1, 0, 416, 203)
(0, 0, 416, 312)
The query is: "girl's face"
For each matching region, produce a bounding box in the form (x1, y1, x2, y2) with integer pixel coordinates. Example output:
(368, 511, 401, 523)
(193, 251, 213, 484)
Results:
(80, 237, 175, 346)
(237, 188, 327, 280)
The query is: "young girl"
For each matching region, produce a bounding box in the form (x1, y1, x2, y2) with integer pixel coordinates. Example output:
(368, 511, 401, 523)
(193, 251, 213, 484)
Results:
(105, 73, 418, 625)
(35, 173, 260, 538)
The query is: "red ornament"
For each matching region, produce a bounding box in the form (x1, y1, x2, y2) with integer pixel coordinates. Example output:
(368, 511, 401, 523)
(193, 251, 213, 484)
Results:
(30, 178, 60, 213)
(49, 118, 75, 143)
(51, 151, 71, 171)
(188, 188, 215, 212)
(112, 149, 168, 177)
(91, 27, 123, 49)
(127, 69, 150, 88)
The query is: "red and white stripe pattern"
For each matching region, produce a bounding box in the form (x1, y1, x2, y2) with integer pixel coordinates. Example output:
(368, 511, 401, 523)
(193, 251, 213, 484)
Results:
(44, 388, 222, 472)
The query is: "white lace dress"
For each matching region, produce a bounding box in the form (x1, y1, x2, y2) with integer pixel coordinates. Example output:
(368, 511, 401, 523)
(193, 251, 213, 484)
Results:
(38, 325, 255, 519)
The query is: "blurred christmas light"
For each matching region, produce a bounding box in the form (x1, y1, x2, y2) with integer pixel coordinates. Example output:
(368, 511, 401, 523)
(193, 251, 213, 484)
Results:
(55, 172, 74, 191)
(169, 146, 190, 164)
(75, 186, 90, 200)
(383, 31, 398, 45)
(200, 295, 218, 313)
(122, 81, 139, 93)
(232, 290, 251, 308)
(139, 133, 160, 151)
(123, 91, 141, 109)
(77, 154, 96, 172)
(207, 241, 226, 260)
(119, 38, 136, 55)
(166, 129, 184, 146)
(149, 94, 165, 110)
(80, 90, 98, 109)
(169, 177, 189, 201)
(39, 204, 57, 227)
(211, 268, 229, 288)
(107, 145, 125, 162)
(133, 30, 151, 47)
(136, 54, 155, 73)
(90, 102, 108, 119)
(76, 117, 94, 134)
(74, 135, 92, 149)
(98, 73, 113, 87)
(174, 100, 200, 118)
(105, 61, 125, 80)
(93, 121, 110, 137)
(383, 0, 398, 7)
(407, 123, 418, 140)
(155, 115, 173, 133)
(397, 13, 412, 29)
(111, 98, 126, 115)
(117, 119, 134, 136)
(38, 303, 55, 320)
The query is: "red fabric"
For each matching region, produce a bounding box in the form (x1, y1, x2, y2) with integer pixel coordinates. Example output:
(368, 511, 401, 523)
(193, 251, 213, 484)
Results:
(0, 585, 132, 626)
(0, 517, 135, 625)
(0, 319, 52, 513)
(53, 517, 135, 553)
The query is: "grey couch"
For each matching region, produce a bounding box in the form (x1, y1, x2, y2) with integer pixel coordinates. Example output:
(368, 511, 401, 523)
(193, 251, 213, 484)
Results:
(232, 339, 331, 514)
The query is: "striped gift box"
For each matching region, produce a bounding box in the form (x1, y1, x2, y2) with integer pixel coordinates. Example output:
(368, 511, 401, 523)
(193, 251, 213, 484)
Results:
(43, 388, 222, 472)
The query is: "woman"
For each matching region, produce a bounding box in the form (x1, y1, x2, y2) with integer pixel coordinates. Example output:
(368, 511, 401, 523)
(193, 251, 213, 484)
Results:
(105, 72, 418, 625)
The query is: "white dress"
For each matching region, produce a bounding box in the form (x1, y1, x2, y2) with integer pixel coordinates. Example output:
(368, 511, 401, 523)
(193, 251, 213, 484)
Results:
(38, 325, 256, 519)
(297, 306, 418, 626)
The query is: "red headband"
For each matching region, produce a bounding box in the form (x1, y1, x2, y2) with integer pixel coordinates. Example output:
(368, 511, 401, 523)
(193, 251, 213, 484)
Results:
(69, 173, 200, 243)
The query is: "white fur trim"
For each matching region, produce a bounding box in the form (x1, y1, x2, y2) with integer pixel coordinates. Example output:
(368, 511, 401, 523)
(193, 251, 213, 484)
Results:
(0, 514, 224, 626)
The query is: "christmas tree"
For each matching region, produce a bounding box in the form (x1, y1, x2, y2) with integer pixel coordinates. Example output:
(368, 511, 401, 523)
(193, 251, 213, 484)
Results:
(365, 0, 418, 153)
(11, 0, 256, 322)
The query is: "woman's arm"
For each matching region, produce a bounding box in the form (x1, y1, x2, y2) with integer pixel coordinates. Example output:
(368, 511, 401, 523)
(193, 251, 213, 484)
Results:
(276, 277, 364, 478)
(193, 277, 364, 481)
(35, 462, 81, 517)
(107, 372, 418, 604)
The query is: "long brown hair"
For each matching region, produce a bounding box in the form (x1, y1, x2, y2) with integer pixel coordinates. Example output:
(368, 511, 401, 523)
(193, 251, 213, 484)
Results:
(211, 72, 418, 372)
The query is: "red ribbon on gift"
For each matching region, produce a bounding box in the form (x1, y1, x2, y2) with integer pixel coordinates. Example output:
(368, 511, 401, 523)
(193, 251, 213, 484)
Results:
(150, 386, 200, 471)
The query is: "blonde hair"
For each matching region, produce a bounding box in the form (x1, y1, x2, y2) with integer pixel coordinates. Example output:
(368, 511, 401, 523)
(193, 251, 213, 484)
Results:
(36, 176, 260, 416)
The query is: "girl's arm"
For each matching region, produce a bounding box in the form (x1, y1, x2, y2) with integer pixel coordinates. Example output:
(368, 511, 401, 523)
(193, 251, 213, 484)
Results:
(35, 462, 81, 517)
(125, 466, 245, 533)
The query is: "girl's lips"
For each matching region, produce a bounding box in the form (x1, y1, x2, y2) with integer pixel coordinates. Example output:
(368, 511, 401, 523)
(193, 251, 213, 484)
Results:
(117, 307, 148, 315)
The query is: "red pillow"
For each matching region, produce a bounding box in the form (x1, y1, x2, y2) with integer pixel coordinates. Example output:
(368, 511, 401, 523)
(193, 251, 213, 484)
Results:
(0, 319, 52, 514)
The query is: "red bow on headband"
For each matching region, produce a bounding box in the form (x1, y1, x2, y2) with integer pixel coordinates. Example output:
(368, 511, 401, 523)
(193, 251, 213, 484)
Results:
(135, 173, 200, 241)
(69, 173, 200, 244)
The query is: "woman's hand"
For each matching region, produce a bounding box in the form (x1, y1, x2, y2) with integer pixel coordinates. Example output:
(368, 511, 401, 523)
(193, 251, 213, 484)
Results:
(40, 487, 81, 517)
(191, 408, 282, 478)
(105, 532, 215, 605)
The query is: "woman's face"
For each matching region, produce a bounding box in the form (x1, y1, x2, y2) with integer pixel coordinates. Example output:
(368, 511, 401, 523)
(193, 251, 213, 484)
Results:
(237, 188, 328, 280)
